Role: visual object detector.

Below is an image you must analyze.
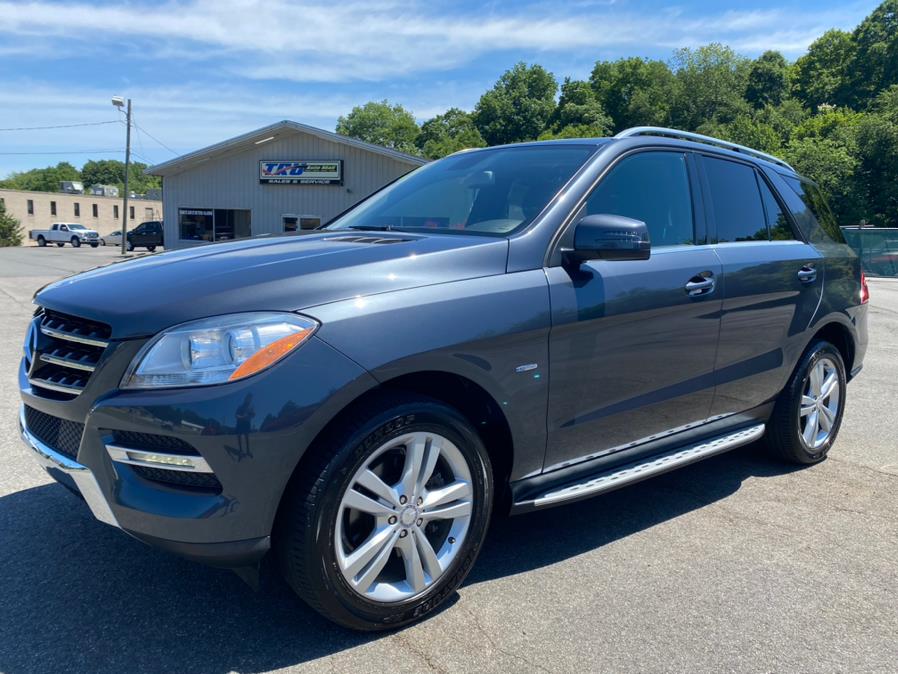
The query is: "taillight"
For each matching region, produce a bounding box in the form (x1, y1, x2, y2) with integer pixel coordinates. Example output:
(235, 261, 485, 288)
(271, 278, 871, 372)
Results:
(860, 271, 870, 304)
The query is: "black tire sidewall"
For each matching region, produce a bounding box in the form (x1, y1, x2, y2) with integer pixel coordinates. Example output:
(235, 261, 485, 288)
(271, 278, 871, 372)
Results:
(37, 236, 46, 247)
(296, 401, 492, 630)
(788, 342, 846, 462)
(71, 237, 80, 247)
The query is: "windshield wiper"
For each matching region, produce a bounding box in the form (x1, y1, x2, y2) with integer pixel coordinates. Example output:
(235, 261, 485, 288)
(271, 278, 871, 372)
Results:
(346, 224, 397, 231)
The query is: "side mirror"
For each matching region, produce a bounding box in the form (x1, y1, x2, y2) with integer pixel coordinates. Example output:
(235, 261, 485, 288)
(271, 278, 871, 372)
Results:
(563, 213, 651, 265)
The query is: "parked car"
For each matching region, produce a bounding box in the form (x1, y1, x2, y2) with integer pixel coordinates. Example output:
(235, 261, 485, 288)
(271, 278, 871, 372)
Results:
(100, 221, 164, 251)
(127, 220, 164, 251)
(99, 230, 122, 247)
(29, 223, 100, 248)
(18, 127, 868, 630)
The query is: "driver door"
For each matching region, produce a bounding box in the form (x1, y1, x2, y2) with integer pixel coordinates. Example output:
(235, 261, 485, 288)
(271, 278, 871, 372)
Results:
(544, 150, 723, 470)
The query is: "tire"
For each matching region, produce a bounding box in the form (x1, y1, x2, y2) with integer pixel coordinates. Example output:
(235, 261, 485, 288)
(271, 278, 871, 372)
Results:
(90, 242, 99, 248)
(56, 242, 65, 247)
(37, 236, 46, 247)
(277, 394, 493, 631)
(70, 236, 81, 248)
(147, 245, 156, 252)
(126, 240, 134, 252)
(766, 340, 846, 464)
(99, 239, 106, 246)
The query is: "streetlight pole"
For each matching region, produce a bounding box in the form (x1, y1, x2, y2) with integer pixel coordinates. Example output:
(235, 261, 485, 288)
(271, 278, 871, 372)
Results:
(112, 96, 132, 255)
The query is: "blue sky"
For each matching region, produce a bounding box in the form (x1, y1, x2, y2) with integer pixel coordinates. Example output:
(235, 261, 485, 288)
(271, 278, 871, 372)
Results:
(0, 0, 880, 177)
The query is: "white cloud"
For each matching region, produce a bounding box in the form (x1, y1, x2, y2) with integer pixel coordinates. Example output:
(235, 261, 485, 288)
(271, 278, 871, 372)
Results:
(0, 0, 873, 83)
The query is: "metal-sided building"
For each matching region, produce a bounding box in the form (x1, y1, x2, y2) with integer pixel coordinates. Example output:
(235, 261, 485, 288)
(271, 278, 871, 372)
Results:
(147, 120, 427, 250)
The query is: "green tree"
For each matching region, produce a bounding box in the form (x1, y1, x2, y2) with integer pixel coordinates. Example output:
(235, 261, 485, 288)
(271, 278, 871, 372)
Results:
(785, 138, 864, 225)
(846, 0, 898, 108)
(854, 86, 898, 226)
(81, 159, 160, 195)
(416, 108, 486, 159)
(0, 161, 80, 192)
(699, 114, 782, 154)
(335, 100, 421, 155)
(544, 78, 612, 138)
(0, 200, 23, 246)
(671, 44, 752, 130)
(590, 57, 677, 131)
(792, 30, 855, 110)
(746, 51, 789, 108)
(473, 62, 557, 145)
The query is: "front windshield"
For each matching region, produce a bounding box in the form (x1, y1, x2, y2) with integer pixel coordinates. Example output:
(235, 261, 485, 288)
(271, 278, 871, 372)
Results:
(68, 224, 86, 230)
(326, 144, 596, 236)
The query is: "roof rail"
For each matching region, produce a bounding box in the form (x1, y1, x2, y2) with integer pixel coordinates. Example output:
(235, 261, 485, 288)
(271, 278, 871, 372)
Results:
(614, 126, 794, 171)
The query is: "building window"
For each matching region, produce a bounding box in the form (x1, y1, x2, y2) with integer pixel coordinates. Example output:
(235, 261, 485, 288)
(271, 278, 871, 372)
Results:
(0, 197, 4, 209)
(114, 205, 119, 219)
(282, 215, 298, 233)
(300, 216, 321, 230)
(179, 208, 251, 242)
(27, 199, 34, 215)
(50, 201, 57, 216)
(74, 202, 80, 217)
(145, 207, 154, 219)
(129, 205, 135, 220)
(92, 203, 98, 218)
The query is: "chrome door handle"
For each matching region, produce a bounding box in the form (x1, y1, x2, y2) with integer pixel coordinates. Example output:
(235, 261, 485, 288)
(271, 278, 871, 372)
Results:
(685, 273, 716, 297)
(797, 265, 817, 284)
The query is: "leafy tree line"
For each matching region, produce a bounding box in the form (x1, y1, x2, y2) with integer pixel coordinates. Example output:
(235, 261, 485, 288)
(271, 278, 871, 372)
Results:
(0, 159, 161, 196)
(336, 0, 898, 227)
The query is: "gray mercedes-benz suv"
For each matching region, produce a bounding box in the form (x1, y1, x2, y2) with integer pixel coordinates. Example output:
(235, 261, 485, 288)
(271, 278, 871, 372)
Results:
(18, 127, 868, 630)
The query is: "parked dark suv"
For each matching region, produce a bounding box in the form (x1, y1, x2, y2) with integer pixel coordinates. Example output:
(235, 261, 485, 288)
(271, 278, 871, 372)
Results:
(18, 127, 868, 630)
(127, 220, 164, 251)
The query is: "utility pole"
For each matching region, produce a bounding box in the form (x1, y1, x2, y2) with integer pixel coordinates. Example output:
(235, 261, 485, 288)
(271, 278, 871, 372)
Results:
(121, 98, 132, 255)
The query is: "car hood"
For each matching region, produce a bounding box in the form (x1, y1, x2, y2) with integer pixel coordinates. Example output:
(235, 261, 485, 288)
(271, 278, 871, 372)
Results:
(35, 232, 509, 339)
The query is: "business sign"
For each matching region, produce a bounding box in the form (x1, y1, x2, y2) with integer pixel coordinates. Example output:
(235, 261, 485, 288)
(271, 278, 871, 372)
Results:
(259, 160, 343, 185)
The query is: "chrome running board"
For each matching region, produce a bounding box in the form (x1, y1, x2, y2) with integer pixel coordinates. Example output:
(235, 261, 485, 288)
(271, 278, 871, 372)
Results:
(529, 424, 765, 508)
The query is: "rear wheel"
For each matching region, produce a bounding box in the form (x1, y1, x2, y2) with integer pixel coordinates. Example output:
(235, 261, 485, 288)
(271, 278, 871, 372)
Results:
(277, 396, 492, 630)
(126, 240, 134, 252)
(147, 245, 156, 252)
(99, 239, 106, 246)
(766, 340, 846, 464)
(70, 236, 81, 248)
(37, 236, 46, 247)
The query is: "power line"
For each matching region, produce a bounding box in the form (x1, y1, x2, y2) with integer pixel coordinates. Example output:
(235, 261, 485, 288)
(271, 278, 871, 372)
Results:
(132, 119, 178, 156)
(0, 149, 122, 155)
(0, 120, 120, 132)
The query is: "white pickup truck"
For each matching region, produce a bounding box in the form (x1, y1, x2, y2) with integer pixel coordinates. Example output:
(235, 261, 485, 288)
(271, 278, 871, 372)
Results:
(30, 223, 101, 248)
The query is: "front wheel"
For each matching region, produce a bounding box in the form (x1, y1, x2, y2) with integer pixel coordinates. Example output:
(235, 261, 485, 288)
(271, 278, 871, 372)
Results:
(55, 242, 65, 247)
(146, 245, 156, 252)
(277, 396, 493, 630)
(766, 340, 846, 464)
(126, 240, 134, 252)
(70, 236, 81, 248)
(90, 241, 99, 248)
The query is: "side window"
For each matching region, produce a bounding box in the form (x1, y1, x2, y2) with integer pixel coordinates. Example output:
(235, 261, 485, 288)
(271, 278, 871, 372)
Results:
(702, 156, 767, 242)
(583, 152, 694, 247)
(783, 176, 846, 244)
(757, 176, 795, 241)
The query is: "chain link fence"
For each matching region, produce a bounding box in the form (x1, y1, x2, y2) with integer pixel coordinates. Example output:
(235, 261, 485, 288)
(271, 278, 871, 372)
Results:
(841, 227, 898, 277)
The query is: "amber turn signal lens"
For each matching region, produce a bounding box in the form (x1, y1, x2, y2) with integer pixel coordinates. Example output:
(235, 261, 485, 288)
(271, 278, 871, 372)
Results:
(228, 328, 314, 381)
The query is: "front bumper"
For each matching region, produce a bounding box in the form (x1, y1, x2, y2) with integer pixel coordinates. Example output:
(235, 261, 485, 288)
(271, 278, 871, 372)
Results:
(19, 334, 377, 568)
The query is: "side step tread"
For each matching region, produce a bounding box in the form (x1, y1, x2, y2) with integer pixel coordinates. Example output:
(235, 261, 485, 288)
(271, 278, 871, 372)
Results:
(529, 424, 766, 508)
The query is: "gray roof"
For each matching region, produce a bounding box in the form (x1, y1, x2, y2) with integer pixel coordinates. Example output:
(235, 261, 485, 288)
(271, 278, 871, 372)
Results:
(146, 120, 428, 176)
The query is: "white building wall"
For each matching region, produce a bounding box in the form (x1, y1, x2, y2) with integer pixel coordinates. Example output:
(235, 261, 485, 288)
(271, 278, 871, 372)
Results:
(161, 131, 417, 248)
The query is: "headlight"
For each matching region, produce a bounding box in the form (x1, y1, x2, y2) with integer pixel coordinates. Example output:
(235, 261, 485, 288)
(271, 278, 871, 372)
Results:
(122, 312, 318, 389)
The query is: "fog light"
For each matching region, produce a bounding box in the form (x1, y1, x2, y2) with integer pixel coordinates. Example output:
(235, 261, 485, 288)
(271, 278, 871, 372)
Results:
(129, 452, 194, 468)
(106, 445, 213, 473)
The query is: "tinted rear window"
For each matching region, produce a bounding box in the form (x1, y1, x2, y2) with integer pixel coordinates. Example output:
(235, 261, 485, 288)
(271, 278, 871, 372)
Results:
(702, 156, 768, 242)
(783, 176, 845, 244)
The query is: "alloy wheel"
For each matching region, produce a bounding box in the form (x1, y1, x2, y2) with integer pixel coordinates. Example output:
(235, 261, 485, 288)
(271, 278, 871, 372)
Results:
(335, 431, 474, 603)
(799, 356, 840, 449)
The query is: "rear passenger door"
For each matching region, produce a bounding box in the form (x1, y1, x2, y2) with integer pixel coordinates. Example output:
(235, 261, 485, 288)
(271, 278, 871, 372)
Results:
(699, 155, 823, 417)
(544, 151, 723, 470)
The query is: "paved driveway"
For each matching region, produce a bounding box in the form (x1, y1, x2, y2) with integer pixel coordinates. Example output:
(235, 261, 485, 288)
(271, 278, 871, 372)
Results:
(0, 246, 895, 673)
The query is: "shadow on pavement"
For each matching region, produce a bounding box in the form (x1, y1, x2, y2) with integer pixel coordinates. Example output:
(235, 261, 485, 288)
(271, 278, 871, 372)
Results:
(0, 443, 797, 673)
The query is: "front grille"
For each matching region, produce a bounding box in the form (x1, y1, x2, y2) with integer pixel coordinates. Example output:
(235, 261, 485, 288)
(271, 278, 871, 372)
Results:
(110, 431, 199, 456)
(130, 465, 223, 493)
(28, 309, 111, 399)
(24, 405, 84, 460)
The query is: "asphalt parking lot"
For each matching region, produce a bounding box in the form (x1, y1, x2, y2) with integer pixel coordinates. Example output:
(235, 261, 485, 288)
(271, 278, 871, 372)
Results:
(0, 245, 896, 673)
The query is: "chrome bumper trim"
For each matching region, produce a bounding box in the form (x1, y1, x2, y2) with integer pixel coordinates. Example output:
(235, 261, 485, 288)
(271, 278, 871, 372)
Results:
(18, 405, 119, 527)
(105, 445, 214, 473)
